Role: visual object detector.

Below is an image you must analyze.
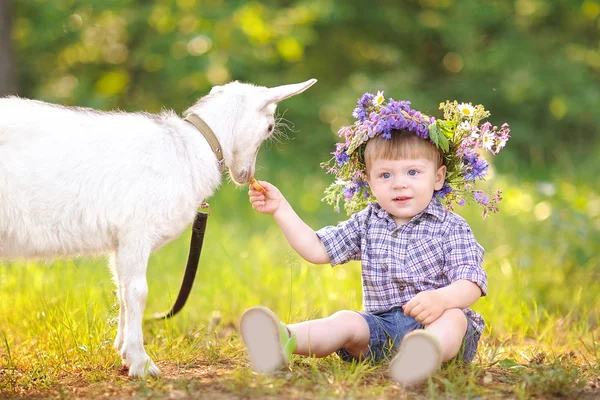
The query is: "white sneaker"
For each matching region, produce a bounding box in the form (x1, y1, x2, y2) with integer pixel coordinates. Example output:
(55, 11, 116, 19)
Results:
(389, 330, 442, 385)
(240, 306, 295, 373)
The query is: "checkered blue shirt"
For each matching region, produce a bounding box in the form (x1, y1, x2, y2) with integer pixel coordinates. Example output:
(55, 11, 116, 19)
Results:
(316, 197, 487, 336)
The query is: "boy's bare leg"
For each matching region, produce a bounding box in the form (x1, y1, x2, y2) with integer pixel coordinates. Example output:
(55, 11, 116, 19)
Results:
(425, 308, 468, 362)
(288, 310, 371, 358)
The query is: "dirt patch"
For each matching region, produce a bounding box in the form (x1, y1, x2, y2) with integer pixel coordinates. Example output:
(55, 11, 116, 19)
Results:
(1, 361, 599, 400)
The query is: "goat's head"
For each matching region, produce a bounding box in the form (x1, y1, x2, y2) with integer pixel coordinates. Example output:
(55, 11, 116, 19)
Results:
(185, 78, 317, 185)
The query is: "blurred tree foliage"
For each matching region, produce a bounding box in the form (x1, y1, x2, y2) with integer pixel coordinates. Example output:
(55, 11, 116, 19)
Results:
(8, 0, 600, 171)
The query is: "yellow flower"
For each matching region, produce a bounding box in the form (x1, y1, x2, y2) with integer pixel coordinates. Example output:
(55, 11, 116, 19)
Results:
(373, 91, 385, 105)
(458, 102, 475, 117)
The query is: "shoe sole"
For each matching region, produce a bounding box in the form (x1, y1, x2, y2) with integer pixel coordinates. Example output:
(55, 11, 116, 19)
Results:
(389, 330, 442, 385)
(240, 306, 287, 373)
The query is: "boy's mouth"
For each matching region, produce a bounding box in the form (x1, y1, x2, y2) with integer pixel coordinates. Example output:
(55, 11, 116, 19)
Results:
(393, 196, 412, 203)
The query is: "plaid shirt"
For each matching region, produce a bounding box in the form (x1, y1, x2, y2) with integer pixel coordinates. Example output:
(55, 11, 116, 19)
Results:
(316, 197, 487, 336)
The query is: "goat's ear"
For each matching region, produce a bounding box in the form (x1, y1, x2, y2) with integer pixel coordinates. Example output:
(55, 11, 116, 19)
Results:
(259, 78, 317, 109)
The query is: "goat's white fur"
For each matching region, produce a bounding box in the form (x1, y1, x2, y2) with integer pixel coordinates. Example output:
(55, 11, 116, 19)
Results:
(0, 78, 317, 378)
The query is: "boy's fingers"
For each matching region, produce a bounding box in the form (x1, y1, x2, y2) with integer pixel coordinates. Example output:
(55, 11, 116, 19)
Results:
(248, 192, 266, 200)
(415, 310, 429, 323)
(403, 299, 417, 315)
(409, 305, 423, 318)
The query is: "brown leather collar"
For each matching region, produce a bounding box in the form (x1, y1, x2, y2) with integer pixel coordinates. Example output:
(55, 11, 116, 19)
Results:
(184, 114, 226, 174)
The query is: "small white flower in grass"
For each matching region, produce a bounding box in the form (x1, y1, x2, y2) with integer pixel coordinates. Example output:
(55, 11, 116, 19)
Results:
(373, 91, 385, 106)
(458, 102, 475, 117)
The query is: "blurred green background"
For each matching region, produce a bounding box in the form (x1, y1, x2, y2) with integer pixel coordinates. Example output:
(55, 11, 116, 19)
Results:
(3, 0, 600, 174)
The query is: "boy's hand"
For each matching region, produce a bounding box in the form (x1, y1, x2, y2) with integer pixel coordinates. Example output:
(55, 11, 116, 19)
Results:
(248, 180, 285, 215)
(402, 290, 445, 326)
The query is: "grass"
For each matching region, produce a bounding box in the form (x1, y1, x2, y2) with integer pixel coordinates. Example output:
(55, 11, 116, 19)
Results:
(1, 163, 599, 399)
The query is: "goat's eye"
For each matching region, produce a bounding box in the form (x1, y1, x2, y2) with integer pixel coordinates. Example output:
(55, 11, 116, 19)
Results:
(267, 124, 274, 133)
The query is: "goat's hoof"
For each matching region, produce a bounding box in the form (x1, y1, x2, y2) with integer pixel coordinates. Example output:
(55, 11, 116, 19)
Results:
(128, 359, 160, 379)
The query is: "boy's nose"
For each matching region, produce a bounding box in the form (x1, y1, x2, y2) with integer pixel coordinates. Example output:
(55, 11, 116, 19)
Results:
(393, 178, 408, 189)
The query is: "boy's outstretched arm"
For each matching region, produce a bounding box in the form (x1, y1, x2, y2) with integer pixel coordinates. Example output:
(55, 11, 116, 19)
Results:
(248, 180, 330, 265)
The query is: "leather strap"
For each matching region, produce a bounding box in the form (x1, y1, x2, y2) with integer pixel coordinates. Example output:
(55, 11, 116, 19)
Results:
(151, 208, 209, 320)
(185, 114, 226, 174)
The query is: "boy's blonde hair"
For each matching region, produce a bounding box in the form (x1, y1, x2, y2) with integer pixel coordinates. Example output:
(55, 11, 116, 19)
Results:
(364, 130, 444, 176)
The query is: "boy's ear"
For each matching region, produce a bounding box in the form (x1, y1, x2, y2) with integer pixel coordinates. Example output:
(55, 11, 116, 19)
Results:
(434, 165, 447, 191)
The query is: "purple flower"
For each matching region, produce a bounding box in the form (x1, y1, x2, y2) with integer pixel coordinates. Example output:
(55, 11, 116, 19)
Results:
(342, 186, 356, 201)
(361, 120, 376, 138)
(334, 143, 350, 166)
(463, 154, 489, 181)
(435, 183, 453, 199)
(352, 93, 375, 122)
(473, 191, 489, 204)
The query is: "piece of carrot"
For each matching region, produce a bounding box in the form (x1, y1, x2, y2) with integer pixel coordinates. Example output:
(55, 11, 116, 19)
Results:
(249, 177, 265, 193)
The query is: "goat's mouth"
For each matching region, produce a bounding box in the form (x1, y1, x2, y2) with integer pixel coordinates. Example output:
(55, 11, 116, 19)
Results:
(230, 168, 253, 185)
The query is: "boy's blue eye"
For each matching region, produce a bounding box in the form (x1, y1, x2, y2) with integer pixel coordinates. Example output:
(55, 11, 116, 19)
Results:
(381, 172, 391, 179)
(408, 169, 419, 176)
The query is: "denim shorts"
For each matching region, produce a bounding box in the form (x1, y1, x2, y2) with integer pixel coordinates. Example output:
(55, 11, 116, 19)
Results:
(337, 307, 480, 364)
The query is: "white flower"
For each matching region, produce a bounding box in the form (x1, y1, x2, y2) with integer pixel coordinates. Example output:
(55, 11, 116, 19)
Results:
(482, 132, 494, 151)
(459, 121, 472, 132)
(458, 102, 475, 117)
(373, 91, 385, 106)
(469, 125, 481, 139)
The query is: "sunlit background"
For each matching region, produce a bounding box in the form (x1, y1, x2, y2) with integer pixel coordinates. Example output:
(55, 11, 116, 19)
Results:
(1, 1, 599, 396)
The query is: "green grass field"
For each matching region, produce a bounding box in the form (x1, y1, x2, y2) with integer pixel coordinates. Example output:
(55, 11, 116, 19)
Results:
(1, 163, 599, 399)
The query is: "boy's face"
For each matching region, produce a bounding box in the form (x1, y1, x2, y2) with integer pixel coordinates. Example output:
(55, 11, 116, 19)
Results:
(367, 157, 446, 226)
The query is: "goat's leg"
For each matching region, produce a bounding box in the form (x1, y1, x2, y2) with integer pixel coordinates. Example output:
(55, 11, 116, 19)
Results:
(109, 253, 126, 354)
(114, 241, 160, 378)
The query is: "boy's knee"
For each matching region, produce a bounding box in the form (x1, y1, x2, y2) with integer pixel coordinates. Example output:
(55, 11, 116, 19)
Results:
(331, 310, 369, 333)
(330, 310, 370, 353)
(441, 308, 468, 329)
(331, 310, 359, 324)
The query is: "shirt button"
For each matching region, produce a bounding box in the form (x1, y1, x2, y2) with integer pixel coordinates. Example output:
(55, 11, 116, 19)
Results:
(391, 232, 398, 238)
(399, 285, 406, 291)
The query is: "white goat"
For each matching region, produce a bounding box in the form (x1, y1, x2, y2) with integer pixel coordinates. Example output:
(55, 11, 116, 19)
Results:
(0, 78, 317, 378)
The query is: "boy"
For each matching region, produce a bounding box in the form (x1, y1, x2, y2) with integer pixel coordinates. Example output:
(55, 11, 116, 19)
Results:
(241, 95, 509, 385)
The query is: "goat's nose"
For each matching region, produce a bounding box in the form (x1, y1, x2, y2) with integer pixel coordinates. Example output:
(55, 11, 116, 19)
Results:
(237, 168, 251, 183)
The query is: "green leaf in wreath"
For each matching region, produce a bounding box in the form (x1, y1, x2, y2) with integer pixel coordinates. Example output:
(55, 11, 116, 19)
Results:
(428, 122, 440, 144)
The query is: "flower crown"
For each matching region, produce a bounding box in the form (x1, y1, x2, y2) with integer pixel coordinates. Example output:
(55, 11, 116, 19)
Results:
(321, 91, 511, 218)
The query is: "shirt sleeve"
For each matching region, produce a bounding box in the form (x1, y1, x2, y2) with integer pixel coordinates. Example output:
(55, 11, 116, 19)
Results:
(443, 220, 488, 296)
(315, 209, 366, 266)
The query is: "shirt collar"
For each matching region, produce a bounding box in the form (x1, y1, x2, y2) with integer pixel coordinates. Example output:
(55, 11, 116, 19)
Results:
(420, 197, 447, 221)
(369, 197, 446, 223)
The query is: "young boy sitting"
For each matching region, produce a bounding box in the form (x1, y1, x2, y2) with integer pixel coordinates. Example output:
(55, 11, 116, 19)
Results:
(241, 94, 510, 385)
